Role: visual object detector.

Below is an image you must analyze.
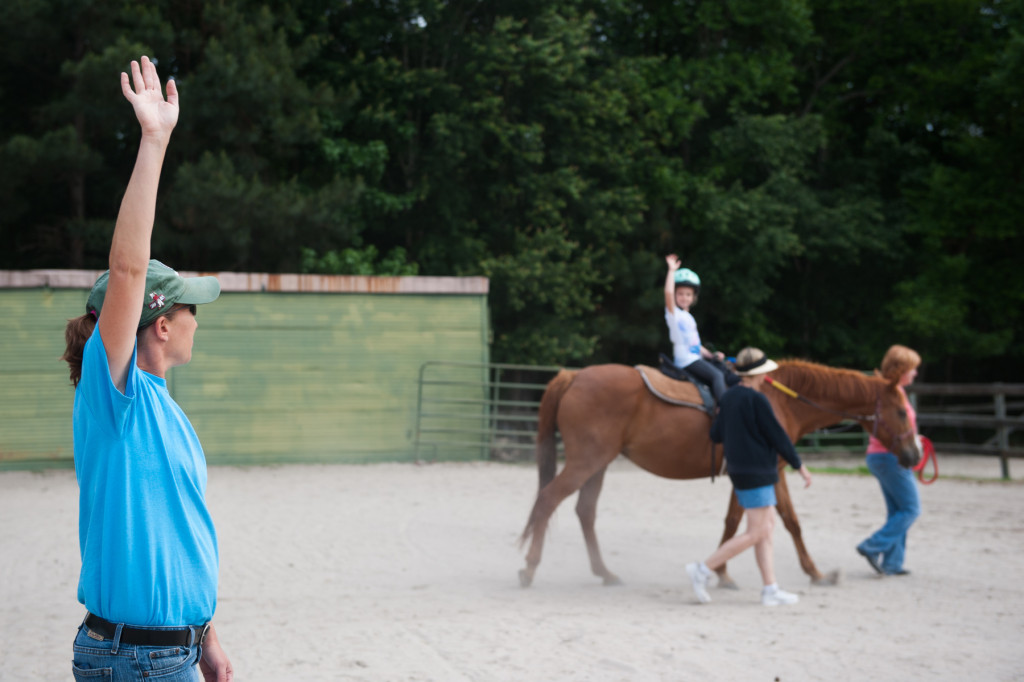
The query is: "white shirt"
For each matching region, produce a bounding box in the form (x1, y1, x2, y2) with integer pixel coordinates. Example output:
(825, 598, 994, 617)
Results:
(665, 307, 702, 368)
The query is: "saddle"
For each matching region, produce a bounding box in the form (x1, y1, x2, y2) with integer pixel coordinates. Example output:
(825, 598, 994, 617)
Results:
(634, 357, 714, 415)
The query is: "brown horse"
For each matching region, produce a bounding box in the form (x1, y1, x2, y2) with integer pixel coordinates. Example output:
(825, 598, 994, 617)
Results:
(518, 360, 920, 588)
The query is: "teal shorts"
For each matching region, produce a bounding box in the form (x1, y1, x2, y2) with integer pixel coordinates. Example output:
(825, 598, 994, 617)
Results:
(735, 484, 776, 509)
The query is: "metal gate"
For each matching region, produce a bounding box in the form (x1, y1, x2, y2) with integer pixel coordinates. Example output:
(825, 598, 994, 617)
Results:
(413, 362, 567, 461)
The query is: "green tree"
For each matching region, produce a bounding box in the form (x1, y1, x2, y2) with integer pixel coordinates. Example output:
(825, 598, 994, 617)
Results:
(585, 0, 841, 363)
(315, 2, 650, 363)
(3, 0, 1022, 379)
(300, 245, 418, 276)
(0, 1, 176, 267)
(794, 0, 1024, 377)
(0, 1, 369, 274)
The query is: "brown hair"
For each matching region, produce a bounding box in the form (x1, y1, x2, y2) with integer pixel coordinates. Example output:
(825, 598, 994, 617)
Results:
(674, 285, 699, 306)
(61, 314, 97, 387)
(61, 305, 190, 387)
(878, 345, 921, 384)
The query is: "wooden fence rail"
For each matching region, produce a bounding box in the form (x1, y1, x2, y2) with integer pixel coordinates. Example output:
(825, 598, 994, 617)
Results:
(907, 383, 1024, 396)
(908, 383, 1024, 479)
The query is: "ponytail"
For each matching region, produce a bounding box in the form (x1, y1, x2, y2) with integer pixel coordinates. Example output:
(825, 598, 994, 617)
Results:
(61, 313, 97, 387)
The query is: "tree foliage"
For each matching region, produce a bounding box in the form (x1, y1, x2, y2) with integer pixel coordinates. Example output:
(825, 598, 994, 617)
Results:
(2, 0, 1021, 379)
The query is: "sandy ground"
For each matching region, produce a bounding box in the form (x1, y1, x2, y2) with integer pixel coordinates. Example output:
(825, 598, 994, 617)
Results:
(1, 454, 1022, 681)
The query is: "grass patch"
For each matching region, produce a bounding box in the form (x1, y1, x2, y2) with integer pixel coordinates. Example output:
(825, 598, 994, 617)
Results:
(807, 465, 871, 476)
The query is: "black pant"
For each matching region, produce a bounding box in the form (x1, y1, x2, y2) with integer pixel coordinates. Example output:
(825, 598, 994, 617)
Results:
(685, 358, 728, 400)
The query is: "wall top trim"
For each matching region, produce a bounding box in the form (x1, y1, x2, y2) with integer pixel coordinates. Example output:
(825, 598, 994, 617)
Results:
(0, 269, 489, 295)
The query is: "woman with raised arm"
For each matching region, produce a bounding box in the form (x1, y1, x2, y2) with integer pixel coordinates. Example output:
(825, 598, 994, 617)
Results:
(62, 56, 233, 682)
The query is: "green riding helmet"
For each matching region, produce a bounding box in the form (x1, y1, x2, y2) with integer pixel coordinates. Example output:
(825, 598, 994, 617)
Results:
(673, 267, 701, 291)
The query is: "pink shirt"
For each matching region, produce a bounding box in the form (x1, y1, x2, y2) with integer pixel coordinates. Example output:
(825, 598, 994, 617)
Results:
(866, 385, 917, 454)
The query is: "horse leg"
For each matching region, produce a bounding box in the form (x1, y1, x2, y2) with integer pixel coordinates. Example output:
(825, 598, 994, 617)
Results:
(519, 458, 614, 587)
(712, 490, 744, 589)
(775, 474, 840, 585)
(575, 466, 621, 586)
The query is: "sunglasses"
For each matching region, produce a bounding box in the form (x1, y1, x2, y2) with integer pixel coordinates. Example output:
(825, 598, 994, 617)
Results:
(171, 303, 197, 317)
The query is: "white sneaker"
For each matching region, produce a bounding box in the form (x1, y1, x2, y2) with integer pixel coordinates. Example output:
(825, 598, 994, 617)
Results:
(685, 563, 712, 604)
(761, 586, 799, 606)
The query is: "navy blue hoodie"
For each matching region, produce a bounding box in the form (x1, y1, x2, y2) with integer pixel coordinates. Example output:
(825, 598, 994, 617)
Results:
(710, 384, 802, 490)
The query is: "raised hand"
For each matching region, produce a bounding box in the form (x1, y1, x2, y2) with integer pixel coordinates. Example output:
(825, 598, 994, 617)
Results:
(102, 55, 179, 389)
(120, 56, 178, 140)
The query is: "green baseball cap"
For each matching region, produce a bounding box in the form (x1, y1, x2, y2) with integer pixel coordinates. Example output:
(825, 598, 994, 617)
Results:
(86, 259, 221, 328)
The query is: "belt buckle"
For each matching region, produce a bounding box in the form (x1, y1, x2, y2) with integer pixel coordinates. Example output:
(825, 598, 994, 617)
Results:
(197, 623, 211, 647)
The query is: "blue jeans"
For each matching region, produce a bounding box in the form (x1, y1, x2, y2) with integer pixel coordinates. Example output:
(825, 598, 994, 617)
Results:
(72, 619, 202, 681)
(860, 453, 921, 573)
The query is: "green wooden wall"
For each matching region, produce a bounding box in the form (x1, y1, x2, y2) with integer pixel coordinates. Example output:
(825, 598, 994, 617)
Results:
(0, 287, 74, 467)
(0, 274, 489, 469)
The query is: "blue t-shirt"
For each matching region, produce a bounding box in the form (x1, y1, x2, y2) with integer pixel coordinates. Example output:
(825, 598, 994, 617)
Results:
(665, 307, 702, 368)
(73, 327, 218, 626)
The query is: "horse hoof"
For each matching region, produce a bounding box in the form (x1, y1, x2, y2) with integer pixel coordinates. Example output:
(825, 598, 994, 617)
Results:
(812, 568, 843, 586)
(519, 569, 534, 588)
(716, 575, 740, 590)
(602, 575, 624, 586)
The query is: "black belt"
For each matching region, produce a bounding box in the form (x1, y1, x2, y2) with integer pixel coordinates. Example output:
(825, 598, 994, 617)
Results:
(84, 613, 209, 647)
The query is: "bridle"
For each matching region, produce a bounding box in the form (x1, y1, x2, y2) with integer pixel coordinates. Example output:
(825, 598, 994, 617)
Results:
(869, 395, 917, 455)
(764, 376, 914, 455)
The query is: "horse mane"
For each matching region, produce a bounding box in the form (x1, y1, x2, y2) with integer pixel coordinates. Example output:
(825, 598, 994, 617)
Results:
(773, 359, 884, 404)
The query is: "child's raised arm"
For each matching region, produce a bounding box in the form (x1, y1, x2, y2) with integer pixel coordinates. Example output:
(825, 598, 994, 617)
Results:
(664, 254, 680, 312)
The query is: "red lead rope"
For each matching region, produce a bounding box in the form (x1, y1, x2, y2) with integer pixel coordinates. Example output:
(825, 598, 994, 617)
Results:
(914, 435, 939, 485)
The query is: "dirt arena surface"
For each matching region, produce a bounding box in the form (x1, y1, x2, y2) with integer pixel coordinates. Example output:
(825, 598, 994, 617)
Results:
(1, 455, 1021, 681)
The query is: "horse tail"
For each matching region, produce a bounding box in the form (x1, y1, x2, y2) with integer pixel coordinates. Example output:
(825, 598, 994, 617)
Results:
(536, 368, 577, 490)
(520, 368, 578, 549)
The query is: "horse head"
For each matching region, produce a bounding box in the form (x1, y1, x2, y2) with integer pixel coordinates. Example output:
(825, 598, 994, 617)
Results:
(767, 360, 922, 470)
(873, 383, 921, 469)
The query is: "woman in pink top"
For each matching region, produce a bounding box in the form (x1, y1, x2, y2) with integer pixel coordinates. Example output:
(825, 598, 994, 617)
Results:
(856, 345, 922, 576)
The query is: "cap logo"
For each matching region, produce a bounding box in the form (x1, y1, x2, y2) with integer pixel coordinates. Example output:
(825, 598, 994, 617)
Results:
(148, 292, 167, 310)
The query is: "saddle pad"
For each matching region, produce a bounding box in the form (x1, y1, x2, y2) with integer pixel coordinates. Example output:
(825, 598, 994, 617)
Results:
(635, 365, 709, 412)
